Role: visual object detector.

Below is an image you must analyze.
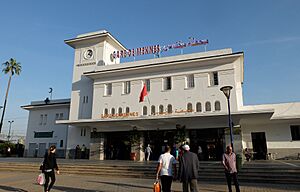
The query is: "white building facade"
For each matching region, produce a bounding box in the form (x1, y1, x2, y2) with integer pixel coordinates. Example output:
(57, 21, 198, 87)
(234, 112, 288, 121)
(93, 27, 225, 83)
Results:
(22, 99, 70, 158)
(23, 30, 300, 160)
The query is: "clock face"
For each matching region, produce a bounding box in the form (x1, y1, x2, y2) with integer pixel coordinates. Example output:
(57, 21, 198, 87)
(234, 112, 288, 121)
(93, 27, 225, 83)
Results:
(84, 49, 93, 60)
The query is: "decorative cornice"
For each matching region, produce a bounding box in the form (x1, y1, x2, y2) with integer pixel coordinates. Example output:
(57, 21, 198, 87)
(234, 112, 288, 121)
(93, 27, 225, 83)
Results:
(76, 62, 96, 67)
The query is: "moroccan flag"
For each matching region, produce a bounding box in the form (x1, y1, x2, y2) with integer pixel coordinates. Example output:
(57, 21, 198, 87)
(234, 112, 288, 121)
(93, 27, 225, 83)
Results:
(139, 83, 148, 102)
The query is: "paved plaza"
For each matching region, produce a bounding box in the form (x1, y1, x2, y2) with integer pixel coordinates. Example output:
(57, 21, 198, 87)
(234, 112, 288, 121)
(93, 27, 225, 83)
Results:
(0, 171, 299, 192)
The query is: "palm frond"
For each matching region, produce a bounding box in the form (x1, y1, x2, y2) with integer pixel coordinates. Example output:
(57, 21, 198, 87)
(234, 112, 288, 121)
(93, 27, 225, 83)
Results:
(2, 58, 22, 76)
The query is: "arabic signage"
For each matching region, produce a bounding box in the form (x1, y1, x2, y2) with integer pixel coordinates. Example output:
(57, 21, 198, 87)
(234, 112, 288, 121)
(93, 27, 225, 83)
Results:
(101, 112, 139, 118)
(100, 109, 195, 119)
(112, 37, 208, 59)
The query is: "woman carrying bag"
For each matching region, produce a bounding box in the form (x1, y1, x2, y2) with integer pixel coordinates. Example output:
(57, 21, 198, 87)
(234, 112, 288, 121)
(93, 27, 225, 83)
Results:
(42, 145, 60, 192)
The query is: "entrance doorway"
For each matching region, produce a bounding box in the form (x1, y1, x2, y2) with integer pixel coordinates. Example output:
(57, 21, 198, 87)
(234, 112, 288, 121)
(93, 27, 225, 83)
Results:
(251, 132, 267, 160)
(189, 128, 225, 161)
(106, 132, 131, 160)
(145, 128, 225, 161)
(144, 130, 176, 161)
(38, 143, 46, 157)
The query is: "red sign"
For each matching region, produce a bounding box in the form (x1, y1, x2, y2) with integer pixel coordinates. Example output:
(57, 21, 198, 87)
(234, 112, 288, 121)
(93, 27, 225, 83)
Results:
(112, 37, 208, 59)
(113, 45, 160, 59)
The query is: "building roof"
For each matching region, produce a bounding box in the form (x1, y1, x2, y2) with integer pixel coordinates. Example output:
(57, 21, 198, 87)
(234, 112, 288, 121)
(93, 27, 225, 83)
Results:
(64, 30, 126, 50)
(241, 102, 300, 120)
(21, 98, 70, 110)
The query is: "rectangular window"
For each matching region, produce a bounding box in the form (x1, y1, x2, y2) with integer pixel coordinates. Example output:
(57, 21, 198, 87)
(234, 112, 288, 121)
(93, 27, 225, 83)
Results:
(81, 128, 86, 136)
(290, 125, 300, 141)
(40, 115, 43, 125)
(43, 114, 47, 125)
(34, 131, 53, 138)
(123, 81, 131, 94)
(163, 77, 172, 90)
(55, 113, 59, 120)
(104, 83, 112, 96)
(186, 74, 195, 88)
(59, 113, 64, 120)
(145, 79, 150, 92)
(210, 72, 219, 86)
(60, 140, 63, 147)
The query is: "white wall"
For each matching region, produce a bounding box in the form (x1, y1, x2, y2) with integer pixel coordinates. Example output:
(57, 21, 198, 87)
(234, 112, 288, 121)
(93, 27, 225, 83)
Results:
(91, 55, 242, 121)
(24, 105, 69, 156)
(241, 121, 300, 149)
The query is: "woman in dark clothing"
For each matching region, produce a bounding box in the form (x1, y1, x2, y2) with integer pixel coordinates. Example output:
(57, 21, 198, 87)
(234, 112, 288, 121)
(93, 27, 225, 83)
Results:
(42, 145, 60, 192)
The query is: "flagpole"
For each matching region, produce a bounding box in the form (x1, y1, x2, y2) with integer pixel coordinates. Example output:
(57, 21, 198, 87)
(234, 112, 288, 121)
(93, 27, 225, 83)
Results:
(147, 96, 151, 106)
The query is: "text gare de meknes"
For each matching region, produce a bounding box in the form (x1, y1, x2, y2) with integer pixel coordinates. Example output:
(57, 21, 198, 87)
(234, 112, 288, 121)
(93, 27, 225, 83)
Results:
(113, 45, 160, 59)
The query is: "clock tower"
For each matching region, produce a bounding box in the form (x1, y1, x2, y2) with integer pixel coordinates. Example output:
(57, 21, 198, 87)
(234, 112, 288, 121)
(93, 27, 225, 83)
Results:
(65, 30, 126, 121)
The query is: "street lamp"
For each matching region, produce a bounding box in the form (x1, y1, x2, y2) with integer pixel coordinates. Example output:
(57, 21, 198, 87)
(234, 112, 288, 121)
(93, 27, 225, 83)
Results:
(8, 120, 14, 141)
(220, 86, 234, 151)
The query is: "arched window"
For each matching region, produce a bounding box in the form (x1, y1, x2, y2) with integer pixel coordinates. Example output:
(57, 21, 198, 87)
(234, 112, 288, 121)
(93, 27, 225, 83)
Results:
(205, 102, 211, 112)
(126, 107, 130, 113)
(111, 108, 115, 115)
(143, 106, 148, 115)
(159, 105, 164, 114)
(104, 108, 108, 115)
(118, 107, 122, 115)
(215, 101, 221, 111)
(167, 104, 172, 113)
(187, 103, 193, 112)
(196, 102, 202, 112)
(151, 105, 156, 115)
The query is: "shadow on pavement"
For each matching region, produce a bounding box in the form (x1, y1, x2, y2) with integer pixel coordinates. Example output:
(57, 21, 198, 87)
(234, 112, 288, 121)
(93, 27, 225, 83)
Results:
(87, 180, 152, 190)
(53, 185, 103, 192)
(0, 185, 28, 192)
(240, 182, 300, 191)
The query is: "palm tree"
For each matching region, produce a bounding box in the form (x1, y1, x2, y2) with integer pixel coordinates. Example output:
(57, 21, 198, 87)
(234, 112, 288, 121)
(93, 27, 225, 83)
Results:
(0, 58, 21, 133)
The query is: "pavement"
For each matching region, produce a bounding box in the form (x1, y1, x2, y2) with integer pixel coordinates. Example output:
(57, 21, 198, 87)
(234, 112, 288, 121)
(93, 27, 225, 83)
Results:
(0, 171, 299, 192)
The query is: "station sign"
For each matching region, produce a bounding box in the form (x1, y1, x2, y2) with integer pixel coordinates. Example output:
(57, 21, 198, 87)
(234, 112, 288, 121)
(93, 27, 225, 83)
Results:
(112, 37, 208, 59)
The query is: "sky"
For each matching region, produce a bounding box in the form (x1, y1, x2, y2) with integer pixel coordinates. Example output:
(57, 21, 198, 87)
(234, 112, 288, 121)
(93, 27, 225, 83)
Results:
(0, 0, 300, 136)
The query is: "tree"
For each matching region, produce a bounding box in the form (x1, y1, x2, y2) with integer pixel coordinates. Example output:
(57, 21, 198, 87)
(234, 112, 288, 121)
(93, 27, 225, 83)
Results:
(174, 124, 187, 144)
(0, 58, 21, 133)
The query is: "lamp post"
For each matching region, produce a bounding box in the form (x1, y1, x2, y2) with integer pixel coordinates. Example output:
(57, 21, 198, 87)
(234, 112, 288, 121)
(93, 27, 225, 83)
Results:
(220, 86, 234, 151)
(8, 120, 14, 141)
(0, 106, 3, 134)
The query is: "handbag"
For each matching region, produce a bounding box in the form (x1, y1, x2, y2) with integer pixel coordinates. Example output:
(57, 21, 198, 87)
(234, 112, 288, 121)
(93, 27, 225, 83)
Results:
(37, 173, 45, 185)
(153, 180, 161, 192)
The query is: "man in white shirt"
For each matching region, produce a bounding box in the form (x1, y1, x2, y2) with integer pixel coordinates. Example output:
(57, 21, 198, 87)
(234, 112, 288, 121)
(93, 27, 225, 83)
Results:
(146, 144, 152, 161)
(156, 145, 177, 192)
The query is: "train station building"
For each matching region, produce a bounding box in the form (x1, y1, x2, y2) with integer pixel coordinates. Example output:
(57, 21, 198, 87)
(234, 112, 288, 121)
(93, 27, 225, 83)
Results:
(22, 30, 300, 161)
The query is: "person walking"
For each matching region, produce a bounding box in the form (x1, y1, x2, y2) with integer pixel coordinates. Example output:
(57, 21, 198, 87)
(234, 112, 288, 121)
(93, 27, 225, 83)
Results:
(222, 145, 240, 192)
(244, 148, 251, 162)
(178, 144, 199, 192)
(156, 145, 177, 192)
(42, 145, 60, 192)
(75, 145, 81, 159)
(145, 144, 152, 161)
(81, 144, 87, 159)
(197, 145, 203, 161)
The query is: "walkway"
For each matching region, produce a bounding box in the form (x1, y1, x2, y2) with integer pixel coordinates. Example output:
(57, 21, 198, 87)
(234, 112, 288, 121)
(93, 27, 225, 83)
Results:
(0, 171, 299, 192)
